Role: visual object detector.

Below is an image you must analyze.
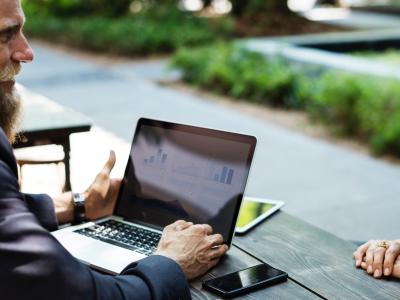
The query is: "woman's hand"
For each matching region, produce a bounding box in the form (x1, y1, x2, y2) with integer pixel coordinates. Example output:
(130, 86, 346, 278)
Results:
(353, 240, 400, 278)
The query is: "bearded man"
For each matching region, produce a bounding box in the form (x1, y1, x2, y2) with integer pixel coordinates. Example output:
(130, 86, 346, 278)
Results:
(0, 1, 227, 299)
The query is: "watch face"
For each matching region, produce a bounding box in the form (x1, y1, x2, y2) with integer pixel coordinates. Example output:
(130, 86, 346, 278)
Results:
(73, 193, 85, 204)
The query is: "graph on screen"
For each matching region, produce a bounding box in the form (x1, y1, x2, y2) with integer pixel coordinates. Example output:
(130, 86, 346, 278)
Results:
(207, 165, 234, 185)
(144, 148, 168, 167)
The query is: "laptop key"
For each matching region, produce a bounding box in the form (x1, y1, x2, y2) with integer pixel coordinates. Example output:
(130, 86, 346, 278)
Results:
(75, 220, 161, 255)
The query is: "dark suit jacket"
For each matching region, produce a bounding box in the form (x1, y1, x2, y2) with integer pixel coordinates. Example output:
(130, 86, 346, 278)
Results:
(0, 128, 191, 300)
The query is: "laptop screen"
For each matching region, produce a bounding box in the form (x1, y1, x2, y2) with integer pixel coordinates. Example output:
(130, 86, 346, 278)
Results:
(115, 118, 256, 244)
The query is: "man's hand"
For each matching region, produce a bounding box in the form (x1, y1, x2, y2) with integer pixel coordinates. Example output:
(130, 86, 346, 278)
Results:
(155, 220, 228, 280)
(53, 151, 121, 224)
(353, 240, 400, 278)
(84, 150, 121, 220)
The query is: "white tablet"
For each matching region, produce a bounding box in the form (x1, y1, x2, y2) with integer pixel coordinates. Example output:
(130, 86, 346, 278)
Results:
(235, 197, 284, 235)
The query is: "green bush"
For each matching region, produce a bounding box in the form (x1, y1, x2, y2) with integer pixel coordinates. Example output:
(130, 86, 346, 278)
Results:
(23, 14, 233, 55)
(171, 43, 299, 107)
(356, 79, 400, 154)
(294, 70, 400, 154)
(304, 72, 367, 135)
(22, 0, 234, 56)
(172, 43, 400, 156)
(22, 0, 177, 17)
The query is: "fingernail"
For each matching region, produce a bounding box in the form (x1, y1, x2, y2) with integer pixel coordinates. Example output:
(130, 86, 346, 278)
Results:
(384, 268, 390, 276)
(356, 260, 361, 267)
(374, 269, 381, 277)
(367, 265, 372, 273)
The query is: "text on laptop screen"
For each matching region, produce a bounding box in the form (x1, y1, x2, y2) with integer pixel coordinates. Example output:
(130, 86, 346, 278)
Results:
(116, 121, 254, 241)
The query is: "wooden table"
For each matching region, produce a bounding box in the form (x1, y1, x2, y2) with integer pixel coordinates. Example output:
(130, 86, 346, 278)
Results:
(13, 85, 92, 191)
(192, 212, 400, 299)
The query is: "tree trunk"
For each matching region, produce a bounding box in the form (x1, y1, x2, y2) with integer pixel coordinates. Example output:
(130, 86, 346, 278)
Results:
(203, 0, 213, 8)
(230, 1, 249, 17)
(231, 0, 292, 18)
(231, 0, 337, 37)
(254, 0, 292, 13)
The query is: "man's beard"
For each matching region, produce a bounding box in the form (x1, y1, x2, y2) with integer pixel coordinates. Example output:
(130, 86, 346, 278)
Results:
(0, 86, 22, 144)
(0, 62, 22, 143)
(0, 62, 21, 82)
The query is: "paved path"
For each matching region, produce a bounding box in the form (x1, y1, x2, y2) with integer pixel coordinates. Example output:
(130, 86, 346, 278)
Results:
(304, 7, 400, 29)
(17, 42, 400, 241)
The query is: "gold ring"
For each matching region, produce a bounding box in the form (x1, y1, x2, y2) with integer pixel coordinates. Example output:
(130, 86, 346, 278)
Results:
(377, 241, 389, 249)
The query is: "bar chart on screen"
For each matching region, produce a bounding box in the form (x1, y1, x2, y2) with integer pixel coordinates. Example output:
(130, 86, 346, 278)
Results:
(207, 165, 235, 185)
(143, 148, 168, 168)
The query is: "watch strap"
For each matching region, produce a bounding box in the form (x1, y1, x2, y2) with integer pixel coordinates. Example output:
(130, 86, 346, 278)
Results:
(72, 193, 86, 224)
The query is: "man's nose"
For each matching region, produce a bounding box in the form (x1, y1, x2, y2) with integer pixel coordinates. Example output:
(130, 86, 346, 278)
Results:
(11, 33, 34, 63)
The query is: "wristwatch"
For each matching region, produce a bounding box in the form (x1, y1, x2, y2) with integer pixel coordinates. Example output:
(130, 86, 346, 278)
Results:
(72, 193, 86, 224)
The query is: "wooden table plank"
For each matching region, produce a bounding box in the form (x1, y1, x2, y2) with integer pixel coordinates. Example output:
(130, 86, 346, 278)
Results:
(17, 84, 92, 134)
(14, 85, 92, 191)
(191, 246, 321, 299)
(234, 212, 400, 300)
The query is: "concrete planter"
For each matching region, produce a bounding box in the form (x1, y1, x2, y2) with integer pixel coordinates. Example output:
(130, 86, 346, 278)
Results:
(244, 28, 400, 79)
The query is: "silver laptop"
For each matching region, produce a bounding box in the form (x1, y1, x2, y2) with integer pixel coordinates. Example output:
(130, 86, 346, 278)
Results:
(52, 118, 257, 274)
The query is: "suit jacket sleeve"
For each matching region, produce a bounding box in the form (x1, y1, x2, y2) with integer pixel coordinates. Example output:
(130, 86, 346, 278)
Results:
(0, 130, 191, 300)
(23, 193, 58, 231)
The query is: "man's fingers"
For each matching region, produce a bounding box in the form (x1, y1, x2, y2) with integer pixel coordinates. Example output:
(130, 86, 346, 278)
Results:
(207, 258, 220, 270)
(353, 241, 371, 267)
(202, 224, 213, 235)
(176, 221, 193, 231)
(111, 177, 122, 186)
(102, 150, 116, 175)
(383, 242, 400, 276)
(94, 151, 116, 187)
(372, 247, 386, 278)
(191, 224, 213, 235)
(110, 178, 122, 192)
(207, 234, 224, 247)
(165, 220, 191, 232)
(208, 245, 228, 260)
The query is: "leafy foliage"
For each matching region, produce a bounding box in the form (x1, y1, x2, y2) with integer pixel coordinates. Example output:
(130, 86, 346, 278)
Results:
(23, 4, 234, 55)
(230, 0, 290, 17)
(23, 0, 291, 18)
(171, 43, 298, 107)
(305, 72, 366, 135)
(172, 43, 400, 156)
(22, 0, 179, 17)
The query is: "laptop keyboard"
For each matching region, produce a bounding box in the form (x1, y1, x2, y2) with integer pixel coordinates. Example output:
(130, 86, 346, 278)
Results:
(75, 219, 162, 255)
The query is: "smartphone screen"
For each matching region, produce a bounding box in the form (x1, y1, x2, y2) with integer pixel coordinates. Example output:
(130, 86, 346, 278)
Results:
(203, 264, 287, 297)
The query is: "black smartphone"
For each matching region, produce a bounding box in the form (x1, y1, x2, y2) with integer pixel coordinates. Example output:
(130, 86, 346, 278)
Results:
(202, 263, 288, 298)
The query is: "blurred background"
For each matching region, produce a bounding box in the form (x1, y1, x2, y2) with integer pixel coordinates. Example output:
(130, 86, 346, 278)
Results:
(16, 0, 400, 241)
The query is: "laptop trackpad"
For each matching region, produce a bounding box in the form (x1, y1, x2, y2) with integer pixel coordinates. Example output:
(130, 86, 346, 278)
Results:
(56, 232, 147, 274)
